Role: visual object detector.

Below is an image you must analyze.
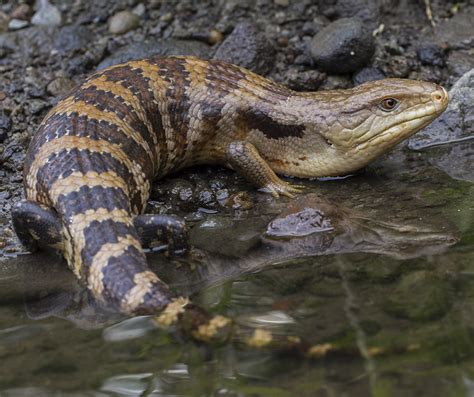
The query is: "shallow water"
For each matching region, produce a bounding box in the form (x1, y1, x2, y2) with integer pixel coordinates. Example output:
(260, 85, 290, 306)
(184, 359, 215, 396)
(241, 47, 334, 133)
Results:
(1, 144, 473, 397)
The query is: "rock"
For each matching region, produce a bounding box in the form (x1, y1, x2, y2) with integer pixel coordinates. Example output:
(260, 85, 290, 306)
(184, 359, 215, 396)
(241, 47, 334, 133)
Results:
(353, 67, 385, 85)
(29, 99, 48, 115)
(274, 0, 289, 6)
(46, 77, 76, 97)
(266, 208, 333, 238)
(8, 19, 29, 30)
(408, 69, 474, 150)
(53, 25, 94, 54)
(310, 18, 375, 74)
(213, 21, 276, 75)
(422, 142, 474, 182)
(0, 110, 12, 143)
(447, 50, 474, 79)
(132, 3, 146, 18)
(0, 26, 56, 58)
(435, 8, 474, 50)
(97, 39, 211, 70)
(0, 11, 9, 33)
(283, 68, 325, 91)
(208, 29, 224, 45)
(384, 271, 452, 321)
(108, 10, 140, 35)
(31, 0, 62, 27)
(334, 0, 380, 29)
(417, 43, 445, 67)
(11, 4, 33, 20)
(189, 217, 262, 257)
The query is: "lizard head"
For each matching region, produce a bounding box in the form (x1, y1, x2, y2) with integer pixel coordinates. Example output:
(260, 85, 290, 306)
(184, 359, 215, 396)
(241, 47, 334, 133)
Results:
(312, 78, 448, 176)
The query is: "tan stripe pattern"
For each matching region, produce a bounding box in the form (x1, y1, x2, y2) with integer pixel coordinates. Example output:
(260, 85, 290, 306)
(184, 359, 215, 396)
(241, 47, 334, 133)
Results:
(128, 60, 177, 174)
(87, 233, 142, 298)
(26, 135, 149, 208)
(48, 97, 155, 165)
(65, 208, 134, 277)
(49, 171, 129, 205)
(82, 74, 159, 164)
(155, 296, 190, 328)
(120, 270, 162, 314)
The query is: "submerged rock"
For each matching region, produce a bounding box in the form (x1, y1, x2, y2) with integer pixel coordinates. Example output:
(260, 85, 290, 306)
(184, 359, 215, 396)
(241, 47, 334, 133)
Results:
(266, 208, 333, 238)
(213, 21, 276, 75)
(189, 217, 263, 257)
(310, 17, 375, 74)
(384, 271, 452, 321)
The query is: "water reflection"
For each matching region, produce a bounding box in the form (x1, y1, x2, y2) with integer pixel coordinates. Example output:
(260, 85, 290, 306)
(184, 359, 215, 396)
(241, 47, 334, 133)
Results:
(0, 153, 472, 396)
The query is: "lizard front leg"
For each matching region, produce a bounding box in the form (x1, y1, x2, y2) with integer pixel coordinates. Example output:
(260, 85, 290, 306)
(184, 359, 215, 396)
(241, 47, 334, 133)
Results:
(226, 141, 304, 198)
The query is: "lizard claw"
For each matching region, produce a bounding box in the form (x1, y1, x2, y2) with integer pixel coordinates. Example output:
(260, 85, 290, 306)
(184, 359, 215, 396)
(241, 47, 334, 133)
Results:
(261, 180, 305, 198)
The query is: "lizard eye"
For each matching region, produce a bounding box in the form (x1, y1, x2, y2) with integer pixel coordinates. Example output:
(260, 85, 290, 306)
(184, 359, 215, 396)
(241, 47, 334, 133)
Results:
(379, 98, 399, 111)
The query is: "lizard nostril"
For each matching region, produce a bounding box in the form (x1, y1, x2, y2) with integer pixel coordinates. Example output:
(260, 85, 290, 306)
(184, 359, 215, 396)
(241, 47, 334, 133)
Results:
(432, 87, 448, 104)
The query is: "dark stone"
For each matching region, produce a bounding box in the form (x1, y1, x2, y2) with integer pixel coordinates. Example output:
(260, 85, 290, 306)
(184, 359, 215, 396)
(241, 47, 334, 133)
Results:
(54, 25, 94, 54)
(284, 68, 325, 91)
(213, 21, 276, 75)
(334, 0, 380, 29)
(408, 69, 474, 150)
(352, 67, 385, 85)
(435, 8, 474, 50)
(0, 110, 12, 143)
(97, 39, 211, 70)
(417, 44, 445, 67)
(447, 50, 474, 79)
(310, 18, 375, 74)
(384, 271, 452, 321)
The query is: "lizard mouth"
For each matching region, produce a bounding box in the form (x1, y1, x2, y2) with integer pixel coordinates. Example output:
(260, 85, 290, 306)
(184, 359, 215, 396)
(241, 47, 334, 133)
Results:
(355, 103, 441, 152)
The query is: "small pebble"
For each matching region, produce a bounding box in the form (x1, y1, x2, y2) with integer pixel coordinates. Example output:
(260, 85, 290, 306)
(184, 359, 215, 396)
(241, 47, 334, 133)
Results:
(108, 10, 140, 35)
(208, 29, 224, 45)
(11, 4, 32, 20)
(8, 18, 29, 30)
(132, 3, 146, 17)
(160, 12, 173, 23)
(31, 0, 62, 26)
(0, 91, 6, 101)
(417, 44, 445, 67)
(47, 77, 76, 97)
